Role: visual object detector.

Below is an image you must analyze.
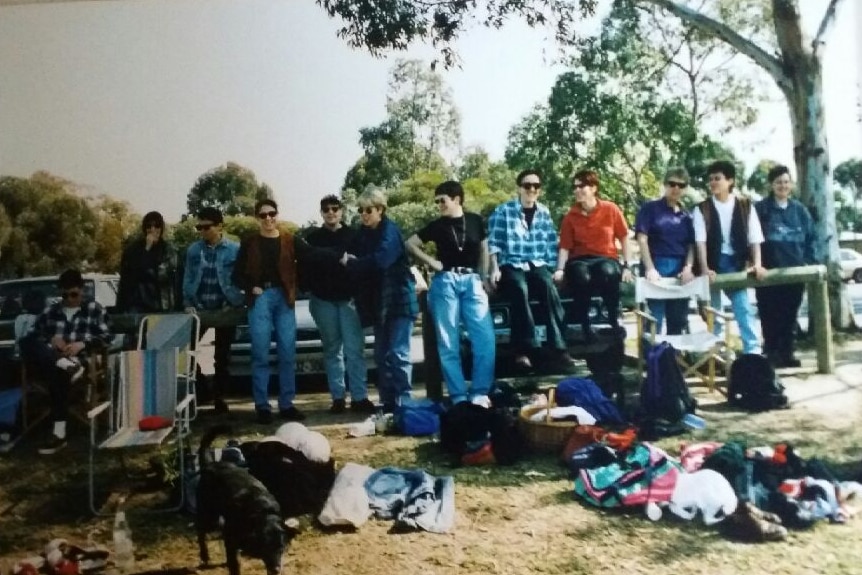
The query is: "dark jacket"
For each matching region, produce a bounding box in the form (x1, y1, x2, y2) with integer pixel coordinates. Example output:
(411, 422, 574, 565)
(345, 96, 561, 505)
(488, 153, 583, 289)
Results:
(302, 225, 357, 301)
(755, 197, 815, 268)
(699, 196, 751, 272)
(117, 237, 179, 312)
(234, 233, 299, 308)
(346, 216, 418, 327)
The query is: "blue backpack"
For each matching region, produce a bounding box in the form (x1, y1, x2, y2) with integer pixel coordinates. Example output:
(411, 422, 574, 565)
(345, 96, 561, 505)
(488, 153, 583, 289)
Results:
(640, 342, 696, 428)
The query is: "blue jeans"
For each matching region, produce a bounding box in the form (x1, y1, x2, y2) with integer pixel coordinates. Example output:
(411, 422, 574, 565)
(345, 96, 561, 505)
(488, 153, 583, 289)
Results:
(710, 254, 761, 354)
(646, 256, 690, 336)
(374, 315, 414, 408)
(249, 287, 296, 411)
(309, 295, 368, 402)
(428, 272, 496, 404)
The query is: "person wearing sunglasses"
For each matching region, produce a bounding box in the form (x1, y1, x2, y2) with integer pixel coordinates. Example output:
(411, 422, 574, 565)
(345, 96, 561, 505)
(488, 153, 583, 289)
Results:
(19, 269, 113, 455)
(633, 167, 696, 335)
(488, 169, 573, 371)
(234, 199, 309, 424)
(556, 169, 634, 342)
(182, 206, 245, 414)
(341, 188, 418, 414)
(406, 180, 495, 406)
(754, 165, 815, 368)
(117, 211, 179, 313)
(693, 160, 765, 354)
(302, 195, 374, 414)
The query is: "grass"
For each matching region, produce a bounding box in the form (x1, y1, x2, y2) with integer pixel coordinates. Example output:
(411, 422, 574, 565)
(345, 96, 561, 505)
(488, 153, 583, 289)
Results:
(1, 343, 862, 575)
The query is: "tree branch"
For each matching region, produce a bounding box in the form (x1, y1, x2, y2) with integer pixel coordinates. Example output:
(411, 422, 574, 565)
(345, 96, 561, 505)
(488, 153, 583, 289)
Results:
(638, 0, 788, 89)
(813, 0, 843, 53)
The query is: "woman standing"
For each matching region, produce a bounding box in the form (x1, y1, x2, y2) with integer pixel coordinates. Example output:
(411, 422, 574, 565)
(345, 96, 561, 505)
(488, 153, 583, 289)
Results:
(634, 167, 696, 335)
(117, 211, 179, 313)
(755, 165, 815, 368)
(555, 169, 633, 340)
(343, 189, 418, 413)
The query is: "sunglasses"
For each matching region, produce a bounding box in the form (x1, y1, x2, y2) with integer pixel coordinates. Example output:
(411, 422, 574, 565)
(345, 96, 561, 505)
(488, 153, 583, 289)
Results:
(434, 197, 448, 205)
(521, 182, 542, 191)
(62, 289, 83, 298)
(573, 183, 589, 189)
(359, 206, 377, 215)
(322, 206, 341, 213)
(144, 223, 161, 230)
(258, 211, 278, 220)
(666, 181, 688, 189)
(195, 223, 213, 231)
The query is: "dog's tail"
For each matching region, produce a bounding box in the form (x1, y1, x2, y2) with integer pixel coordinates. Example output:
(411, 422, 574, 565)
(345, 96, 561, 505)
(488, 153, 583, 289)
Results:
(198, 424, 233, 469)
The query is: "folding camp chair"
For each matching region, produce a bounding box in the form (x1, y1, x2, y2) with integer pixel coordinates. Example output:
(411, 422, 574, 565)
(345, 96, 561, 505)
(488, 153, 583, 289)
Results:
(87, 348, 193, 515)
(634, 276, 734, 393)
(137, 313, 200, 421)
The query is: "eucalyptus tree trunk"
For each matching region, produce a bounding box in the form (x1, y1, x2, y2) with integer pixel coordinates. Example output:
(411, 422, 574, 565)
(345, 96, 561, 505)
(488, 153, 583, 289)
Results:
(641, 0, 855, 328)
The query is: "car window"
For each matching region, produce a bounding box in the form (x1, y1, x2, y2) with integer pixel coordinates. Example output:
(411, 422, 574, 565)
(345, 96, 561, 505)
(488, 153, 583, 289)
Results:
(0, 280, 62, 319)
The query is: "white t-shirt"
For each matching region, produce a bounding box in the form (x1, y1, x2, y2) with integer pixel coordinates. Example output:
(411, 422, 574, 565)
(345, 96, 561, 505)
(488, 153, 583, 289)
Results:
(693, 195, 764, 255)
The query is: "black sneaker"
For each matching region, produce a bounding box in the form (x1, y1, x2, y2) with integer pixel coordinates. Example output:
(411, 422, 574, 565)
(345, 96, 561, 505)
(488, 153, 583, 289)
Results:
(279, 406, 306, 422)
(213, 399, 230, 415)
(350, 398, 377, 414)
(38, 435, 67, 455)
(330, 399, 347, 414)
(256, 410, 273, 425)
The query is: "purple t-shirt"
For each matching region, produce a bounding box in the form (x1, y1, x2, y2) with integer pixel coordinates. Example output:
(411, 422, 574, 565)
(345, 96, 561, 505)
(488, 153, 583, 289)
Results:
(634, 198, 694, 259)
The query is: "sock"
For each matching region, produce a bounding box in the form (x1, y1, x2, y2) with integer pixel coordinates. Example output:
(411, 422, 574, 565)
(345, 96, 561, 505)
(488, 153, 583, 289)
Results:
(53, 421, 67, 440)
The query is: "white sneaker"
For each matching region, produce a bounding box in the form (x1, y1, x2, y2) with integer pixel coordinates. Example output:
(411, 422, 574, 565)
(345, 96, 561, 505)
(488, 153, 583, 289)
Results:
(471, 395, 492, 409)
(56, 357, 84, 382)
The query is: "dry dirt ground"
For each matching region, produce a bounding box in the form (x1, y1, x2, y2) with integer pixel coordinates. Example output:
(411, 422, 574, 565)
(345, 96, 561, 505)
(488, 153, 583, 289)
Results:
(1, 342, 861, 575)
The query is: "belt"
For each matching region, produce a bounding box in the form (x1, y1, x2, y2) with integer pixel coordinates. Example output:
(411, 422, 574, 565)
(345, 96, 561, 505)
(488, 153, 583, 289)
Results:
(444, 266, 475, 275)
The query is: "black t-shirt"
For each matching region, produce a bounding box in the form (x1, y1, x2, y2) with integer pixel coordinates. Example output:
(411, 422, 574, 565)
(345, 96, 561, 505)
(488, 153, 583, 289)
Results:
(416, 212, 486, 269)
(522, 205, 537, 229)
(303, 225, 357, 301)
(259, 236, 281, 285)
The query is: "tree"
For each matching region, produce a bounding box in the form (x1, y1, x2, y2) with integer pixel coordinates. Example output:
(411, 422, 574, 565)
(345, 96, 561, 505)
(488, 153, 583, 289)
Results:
(90, 195, 139, 273)
(834, 158, 862, 194)
(746, 159, 781, 197)
(187, 162, 273, 218)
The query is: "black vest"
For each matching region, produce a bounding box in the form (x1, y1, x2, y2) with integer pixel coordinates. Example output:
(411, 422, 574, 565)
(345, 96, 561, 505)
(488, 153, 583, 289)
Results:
(700, 196, 750, 272)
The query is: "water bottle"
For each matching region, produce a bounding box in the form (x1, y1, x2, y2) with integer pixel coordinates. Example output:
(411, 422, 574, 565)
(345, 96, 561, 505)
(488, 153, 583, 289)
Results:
(112, 510, 135, 573)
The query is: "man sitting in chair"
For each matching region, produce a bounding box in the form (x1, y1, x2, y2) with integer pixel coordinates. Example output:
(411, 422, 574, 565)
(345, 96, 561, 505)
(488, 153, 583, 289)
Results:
(20, 269, 114, 455)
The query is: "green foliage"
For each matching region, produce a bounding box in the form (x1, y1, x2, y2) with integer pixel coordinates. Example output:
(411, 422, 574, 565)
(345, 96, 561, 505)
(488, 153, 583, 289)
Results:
(316, 0, 597, 68)
(186, 162, 273, 218)
(746, 159, 780, 196)
(834, 159, 862, 194)
(91, 195, 139, 273)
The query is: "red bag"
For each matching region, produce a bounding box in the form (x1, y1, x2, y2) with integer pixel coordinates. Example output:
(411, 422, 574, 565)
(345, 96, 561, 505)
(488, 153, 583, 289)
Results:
(139, 415, 173, 431)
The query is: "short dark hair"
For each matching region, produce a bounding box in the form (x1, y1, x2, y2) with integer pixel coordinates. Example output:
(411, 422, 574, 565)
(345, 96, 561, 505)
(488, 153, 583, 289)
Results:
(197, 207, 223, 225)
(319, 194, 342, 210)
(515, 169, 542, 187)
(572, 169, 600, 190)
(434, 180, 464, 204)
(254, 198, 278, 214)
(706, 160, 737, 182)
(57, 269, 84, 290)
(141, 211, 165, 232)
(767, 164, 791, 184)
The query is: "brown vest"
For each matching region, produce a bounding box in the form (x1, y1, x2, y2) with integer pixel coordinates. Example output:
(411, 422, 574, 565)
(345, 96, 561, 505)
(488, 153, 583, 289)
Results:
(241, 233, 298, 307)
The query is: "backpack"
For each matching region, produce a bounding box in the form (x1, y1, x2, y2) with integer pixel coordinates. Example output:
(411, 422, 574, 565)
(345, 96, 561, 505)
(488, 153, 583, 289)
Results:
(727, 353, 789, 412)
(639, 342, 696, 437)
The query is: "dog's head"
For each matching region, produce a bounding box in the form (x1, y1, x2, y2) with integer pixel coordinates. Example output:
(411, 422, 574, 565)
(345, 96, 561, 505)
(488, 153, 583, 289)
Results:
(244, 514, 290, 575)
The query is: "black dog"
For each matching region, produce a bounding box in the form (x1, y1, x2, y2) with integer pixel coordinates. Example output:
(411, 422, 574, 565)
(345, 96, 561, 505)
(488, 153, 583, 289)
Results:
(196, 425, 292, 575)
(240, 439, 336, 519)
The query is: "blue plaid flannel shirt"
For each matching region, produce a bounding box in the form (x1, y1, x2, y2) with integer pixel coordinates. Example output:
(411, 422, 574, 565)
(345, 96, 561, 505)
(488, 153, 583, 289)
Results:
(487, 199, 558, 269)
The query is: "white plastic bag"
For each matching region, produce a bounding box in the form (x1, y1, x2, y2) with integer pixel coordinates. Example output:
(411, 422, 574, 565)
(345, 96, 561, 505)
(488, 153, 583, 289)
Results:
(318, 463, 376, 528)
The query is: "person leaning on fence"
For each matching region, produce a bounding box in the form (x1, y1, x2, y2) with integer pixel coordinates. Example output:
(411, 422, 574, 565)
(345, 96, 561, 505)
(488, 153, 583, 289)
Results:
(117, 211, 180, 313)
(406, 180, 496, 407)
(692, 160, 765, 355)
(755, 165, 815, 368)
(182, 206, 245, 415)
(233, 198, 309, 425)
(302, 194, 375, 415)
(341, 188, 418, 414)
(487, 169, 574, 371)
(19, 269, 114, 455)
(634, 167, 696, 336)
(555, 169, 634, 342)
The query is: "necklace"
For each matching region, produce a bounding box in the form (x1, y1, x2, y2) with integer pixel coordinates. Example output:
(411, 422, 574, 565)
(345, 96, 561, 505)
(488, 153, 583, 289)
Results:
(451, 216, 466, 252)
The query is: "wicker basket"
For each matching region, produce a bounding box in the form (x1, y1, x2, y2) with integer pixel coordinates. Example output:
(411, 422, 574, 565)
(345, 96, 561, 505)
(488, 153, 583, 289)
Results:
(518, 388, 578, 453)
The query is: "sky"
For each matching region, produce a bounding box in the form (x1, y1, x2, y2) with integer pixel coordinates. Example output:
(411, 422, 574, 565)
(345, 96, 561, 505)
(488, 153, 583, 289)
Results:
(0, 0, 860, 227)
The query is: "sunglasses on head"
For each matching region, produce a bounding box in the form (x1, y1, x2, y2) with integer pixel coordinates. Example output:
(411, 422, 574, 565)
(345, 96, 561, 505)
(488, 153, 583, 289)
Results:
(258, 211, 278, 220)
(322, 205, 341, 213)
(195, 223, 213, 231)
(359, 206, 376, 215)
(521, 182, 542, 191)
(666, 181, 688, 189)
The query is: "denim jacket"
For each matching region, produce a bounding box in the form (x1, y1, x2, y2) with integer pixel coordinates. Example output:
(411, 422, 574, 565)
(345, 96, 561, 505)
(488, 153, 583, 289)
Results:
(182, 237, 244, 308)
